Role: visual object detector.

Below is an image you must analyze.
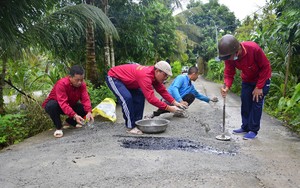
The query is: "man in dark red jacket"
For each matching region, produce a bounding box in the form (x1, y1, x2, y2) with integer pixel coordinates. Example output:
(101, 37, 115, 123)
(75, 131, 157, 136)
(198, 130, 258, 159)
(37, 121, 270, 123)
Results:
(218, 35, 272, 140)
(42, 65, 94, 138)
(106, 61, 186, 135)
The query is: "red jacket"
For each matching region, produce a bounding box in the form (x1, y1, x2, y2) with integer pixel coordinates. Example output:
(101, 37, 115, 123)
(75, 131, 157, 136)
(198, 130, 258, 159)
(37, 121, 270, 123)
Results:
(108, 64, 175, 110)
(224, 41, 272, 89)
(42, 76, 92, 118)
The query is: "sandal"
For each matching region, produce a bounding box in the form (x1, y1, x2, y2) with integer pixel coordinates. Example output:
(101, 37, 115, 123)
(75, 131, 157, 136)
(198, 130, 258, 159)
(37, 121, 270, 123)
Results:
(63, 122, 82, 129)
(126, 127, 143, 135)
(75, 124, 83, 128)
(62, 121, 71, 129)
(54, 130, 63, 138)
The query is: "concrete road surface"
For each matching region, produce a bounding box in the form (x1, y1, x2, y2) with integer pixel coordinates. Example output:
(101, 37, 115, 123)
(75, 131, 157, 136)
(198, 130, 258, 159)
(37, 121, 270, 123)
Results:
(0, 76, 299, 188)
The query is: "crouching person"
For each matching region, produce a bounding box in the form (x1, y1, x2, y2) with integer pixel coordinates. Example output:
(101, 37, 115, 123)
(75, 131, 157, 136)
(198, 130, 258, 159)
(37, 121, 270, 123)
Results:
(106, 61, 187, 135)
(152, 66, 218, 117)
(42, 65, 94, 138)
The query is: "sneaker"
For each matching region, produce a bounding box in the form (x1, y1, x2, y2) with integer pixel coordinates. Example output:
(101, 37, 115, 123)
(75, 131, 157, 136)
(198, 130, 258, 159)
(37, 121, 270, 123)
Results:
(233, 128, 247, 134)
(243, 131, 257, 140)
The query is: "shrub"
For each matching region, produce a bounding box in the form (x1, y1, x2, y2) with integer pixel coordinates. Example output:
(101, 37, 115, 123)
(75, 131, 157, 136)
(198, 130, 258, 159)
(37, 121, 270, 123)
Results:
(0, 114, 27, 148)
(206, 59, 224, 82)
(0, 99, 53, 150)
(171, 61, 182, 77)
(87, 83, 117, 108)
(23, 100, 53, 137)
(277, 83, 300, 133)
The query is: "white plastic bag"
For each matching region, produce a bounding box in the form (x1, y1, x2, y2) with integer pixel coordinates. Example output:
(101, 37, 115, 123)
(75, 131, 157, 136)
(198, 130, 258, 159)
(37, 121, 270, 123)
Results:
(92, 98, 117, 122)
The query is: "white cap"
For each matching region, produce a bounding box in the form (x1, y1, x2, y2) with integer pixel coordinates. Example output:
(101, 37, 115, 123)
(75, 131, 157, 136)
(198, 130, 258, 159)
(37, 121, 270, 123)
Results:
(154, 61, 172, 76)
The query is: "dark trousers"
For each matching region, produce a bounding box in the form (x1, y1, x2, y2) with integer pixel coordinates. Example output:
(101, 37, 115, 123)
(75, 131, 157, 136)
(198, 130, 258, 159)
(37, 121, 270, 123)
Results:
(44, 100, 86, 129)
(153, 93, 195, 117)
(106, 76, 145, 129)
(241, 79, 270, 134)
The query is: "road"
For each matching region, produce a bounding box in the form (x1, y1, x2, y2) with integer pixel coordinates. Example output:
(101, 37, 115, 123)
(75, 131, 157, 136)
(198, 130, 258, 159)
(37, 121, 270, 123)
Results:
(0, 76, 299, 188)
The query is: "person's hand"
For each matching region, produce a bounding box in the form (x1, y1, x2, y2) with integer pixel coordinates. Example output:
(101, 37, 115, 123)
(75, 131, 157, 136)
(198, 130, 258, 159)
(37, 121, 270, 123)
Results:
(180, 101, 189, 107)
(166, 105, 184, 113)
(173, 101, 188, 110)
(85, 112, 94, 122)
(210, 97, 219, 103)
(221, 85, 229, 98)
(73, 114, 84, 124)
(252, 87, 263, 102)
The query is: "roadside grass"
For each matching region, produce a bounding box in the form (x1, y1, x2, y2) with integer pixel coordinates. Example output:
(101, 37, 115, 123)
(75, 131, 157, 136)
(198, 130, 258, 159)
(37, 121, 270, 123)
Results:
(0, 98, 52, 150)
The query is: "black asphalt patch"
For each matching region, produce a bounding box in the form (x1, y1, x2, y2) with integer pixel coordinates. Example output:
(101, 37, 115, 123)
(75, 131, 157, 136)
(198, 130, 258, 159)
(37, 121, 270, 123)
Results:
(116, 135, 238, 156)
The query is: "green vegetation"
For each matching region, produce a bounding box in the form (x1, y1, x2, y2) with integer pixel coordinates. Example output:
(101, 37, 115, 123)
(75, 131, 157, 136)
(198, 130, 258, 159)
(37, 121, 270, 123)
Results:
(204, 0, 300, 133)
(87, 82, 117, 108)
(0, 114, 27, 147)
(0, 0, 299, 148)
(0, 100, 53, 149)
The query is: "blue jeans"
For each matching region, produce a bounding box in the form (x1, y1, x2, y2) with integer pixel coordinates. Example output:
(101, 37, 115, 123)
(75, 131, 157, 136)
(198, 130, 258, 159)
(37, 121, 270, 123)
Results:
(240, 79, 270, 134)
(106, 76, 145, 129)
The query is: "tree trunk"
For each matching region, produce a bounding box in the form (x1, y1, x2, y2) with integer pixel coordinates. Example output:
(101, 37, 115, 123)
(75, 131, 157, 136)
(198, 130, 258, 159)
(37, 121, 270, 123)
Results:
(85, 0, 99, 86)
(283, 42, 291, 97)
(109, 35, 115, 67)
(103, 0, 111, 68)
(86, 19, 99, 86)
(0, 55, 7, 115)
(104, 33, 111, 68)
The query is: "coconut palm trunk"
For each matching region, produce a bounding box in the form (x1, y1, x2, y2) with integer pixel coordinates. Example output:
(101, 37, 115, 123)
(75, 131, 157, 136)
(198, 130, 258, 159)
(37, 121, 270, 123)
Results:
(103, 0, 111, 68)
(110, 35, 115, 67)
(0, 55, 7, 114)
(85, 0, 100, 86)
(86, 19, 99, 85)
(104, 33, 111, 68)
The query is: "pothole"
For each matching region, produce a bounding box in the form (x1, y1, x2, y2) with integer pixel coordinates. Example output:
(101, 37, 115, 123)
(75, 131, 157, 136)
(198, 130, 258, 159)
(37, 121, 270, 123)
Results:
(116, 136, 237, 156)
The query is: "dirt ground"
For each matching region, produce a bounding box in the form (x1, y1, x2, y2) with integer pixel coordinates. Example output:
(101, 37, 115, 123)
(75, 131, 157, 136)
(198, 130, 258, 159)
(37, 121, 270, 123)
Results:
(0, 76, 299, 188)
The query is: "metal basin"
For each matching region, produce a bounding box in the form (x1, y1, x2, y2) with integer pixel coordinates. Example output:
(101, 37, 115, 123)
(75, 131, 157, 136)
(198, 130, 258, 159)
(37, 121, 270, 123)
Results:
(135, 119, 169, 133)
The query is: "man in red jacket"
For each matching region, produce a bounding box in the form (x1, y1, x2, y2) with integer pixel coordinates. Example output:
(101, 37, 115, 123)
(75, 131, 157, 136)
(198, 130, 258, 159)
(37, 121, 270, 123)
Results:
(106, 61, 186, 135)
(42, 65, 94, 138)
(218, 34, 271, 140)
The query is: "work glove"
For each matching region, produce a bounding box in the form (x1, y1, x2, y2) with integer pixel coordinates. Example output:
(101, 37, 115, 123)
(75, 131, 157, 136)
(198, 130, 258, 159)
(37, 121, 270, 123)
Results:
(210, 97, 219, 103)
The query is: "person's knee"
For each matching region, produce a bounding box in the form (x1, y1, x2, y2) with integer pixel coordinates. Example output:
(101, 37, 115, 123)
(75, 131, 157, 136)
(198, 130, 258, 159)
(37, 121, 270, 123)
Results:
(45, 100, 60, 112)
(123, 96, 133, 103)
(73, 103, 85, 116)
(183, 94, 195, 105)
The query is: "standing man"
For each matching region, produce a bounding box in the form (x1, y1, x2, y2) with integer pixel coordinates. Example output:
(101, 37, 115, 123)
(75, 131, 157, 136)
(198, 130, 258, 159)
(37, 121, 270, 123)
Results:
(218, 34, 271, 140)
(151, 66, 218, 117)
(42, 65, 94, 138)
(106, 61, 186, 135)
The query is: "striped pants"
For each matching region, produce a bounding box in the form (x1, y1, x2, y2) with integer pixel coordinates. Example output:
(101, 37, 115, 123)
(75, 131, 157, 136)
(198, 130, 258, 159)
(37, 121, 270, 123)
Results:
(106, 76, 145, 129)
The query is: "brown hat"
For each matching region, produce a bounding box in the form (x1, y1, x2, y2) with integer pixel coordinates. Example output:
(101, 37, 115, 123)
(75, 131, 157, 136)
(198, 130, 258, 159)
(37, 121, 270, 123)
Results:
(155, 61, 172, 76)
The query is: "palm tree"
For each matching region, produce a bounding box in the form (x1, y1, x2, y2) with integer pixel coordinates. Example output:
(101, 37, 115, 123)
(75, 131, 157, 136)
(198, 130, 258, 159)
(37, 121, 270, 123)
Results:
(0, 0, 118, 114)
(85, 0, 100, 86)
